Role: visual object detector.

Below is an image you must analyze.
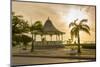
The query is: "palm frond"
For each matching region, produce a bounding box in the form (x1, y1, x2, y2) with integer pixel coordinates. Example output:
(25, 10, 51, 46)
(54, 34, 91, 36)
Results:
(79, 19, 88, 25)
(16, 15, 23, 18)
(69, 19, 78, 28)
(81, 24, 90, 30)
(74, 18, 78, 23)
(80, 27, 90, 35)
(80, 19, 88, 23)
(70, 27, 78, 39)
(69, 22, 76, 28)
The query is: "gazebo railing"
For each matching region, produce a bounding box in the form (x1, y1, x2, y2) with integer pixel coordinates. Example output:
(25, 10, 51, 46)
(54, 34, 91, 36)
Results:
(34, 41, 65, 49)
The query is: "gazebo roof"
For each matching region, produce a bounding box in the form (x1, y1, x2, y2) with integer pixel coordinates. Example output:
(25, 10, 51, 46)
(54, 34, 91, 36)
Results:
(42, 17, 65, 35)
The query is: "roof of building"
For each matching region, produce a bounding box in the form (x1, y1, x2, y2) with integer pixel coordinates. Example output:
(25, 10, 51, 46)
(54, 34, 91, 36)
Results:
(42, 17, 65, 35)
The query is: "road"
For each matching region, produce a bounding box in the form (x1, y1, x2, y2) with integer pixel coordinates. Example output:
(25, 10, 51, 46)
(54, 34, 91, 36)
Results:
(12, 56, 90, 66)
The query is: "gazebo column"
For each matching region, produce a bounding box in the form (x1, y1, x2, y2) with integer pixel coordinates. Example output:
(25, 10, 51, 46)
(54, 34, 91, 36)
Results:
(58, 34, 60, 41)
(61, 34, 63, 41)
(56, 34, 58, 41)
(60, 34, 61, 41)
(44, 34, 46, 40)
(50, 34, 52, 41)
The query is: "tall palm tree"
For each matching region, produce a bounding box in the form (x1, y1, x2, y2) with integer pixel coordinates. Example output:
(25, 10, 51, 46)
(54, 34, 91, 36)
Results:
(30, 21, 43, 52)
(30, 24, 35, 52)
(69, 19, 90, 53)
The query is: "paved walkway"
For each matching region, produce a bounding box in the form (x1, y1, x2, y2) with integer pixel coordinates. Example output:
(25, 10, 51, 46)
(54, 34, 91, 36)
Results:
(12, 48, 96, 60)
(12, 56, 93, 66)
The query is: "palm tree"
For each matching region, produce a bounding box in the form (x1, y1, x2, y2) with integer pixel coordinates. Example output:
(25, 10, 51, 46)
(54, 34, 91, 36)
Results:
(69, 19, 90, 53)
(30, 24, 35, 52)
(30, 21, 43, 52)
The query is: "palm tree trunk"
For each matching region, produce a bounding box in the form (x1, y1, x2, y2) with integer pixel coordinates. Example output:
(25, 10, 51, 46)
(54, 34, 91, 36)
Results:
(24, 43, 27, 50)
(77, 31, 81, 53)
(31, 33, 34, 52)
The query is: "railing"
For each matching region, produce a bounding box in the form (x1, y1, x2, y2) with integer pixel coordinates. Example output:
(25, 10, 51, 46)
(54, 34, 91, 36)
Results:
(34, 41, 65, 49)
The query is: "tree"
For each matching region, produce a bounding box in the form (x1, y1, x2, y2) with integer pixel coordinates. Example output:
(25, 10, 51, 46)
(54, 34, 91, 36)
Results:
(69, 19, 90, 53)
(12, 12, 23, 46)
(30, 21, 43, 52)
(22, 35, 32, 50)
(12, 12, 23, 34)
(33, 21, 43, 31)
(12, 12, 30, 47)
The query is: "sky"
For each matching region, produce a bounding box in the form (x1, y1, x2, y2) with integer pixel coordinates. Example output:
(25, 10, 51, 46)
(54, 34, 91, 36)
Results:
(12, 1, 96, 43)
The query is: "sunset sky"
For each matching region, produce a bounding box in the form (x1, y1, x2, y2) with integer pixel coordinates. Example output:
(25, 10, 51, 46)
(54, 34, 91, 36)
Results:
(12, 1, 96, 43)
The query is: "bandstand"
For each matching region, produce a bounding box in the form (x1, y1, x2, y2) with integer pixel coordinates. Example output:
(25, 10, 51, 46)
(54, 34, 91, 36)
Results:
(33, 17, 65, 49)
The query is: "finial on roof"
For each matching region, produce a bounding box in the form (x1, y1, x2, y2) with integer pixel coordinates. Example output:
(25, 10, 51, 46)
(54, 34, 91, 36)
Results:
(48, 17, 50, 20)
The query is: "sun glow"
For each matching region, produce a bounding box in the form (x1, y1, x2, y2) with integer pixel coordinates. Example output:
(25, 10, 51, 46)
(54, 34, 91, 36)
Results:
(64, 8, 87, 24)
